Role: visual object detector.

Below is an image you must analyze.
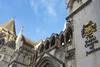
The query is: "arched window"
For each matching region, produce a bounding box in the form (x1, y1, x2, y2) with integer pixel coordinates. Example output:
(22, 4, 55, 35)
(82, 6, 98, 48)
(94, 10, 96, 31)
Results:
(60, 34, 64, 46)
(39, 43, 44, 53)
(50, 36, 55, 47)
(45, 39, 50, 50)
(65, 25, 73, 43)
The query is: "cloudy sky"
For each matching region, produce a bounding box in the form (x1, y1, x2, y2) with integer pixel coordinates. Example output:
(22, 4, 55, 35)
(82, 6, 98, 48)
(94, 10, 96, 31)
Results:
(0, 0, 67, 41)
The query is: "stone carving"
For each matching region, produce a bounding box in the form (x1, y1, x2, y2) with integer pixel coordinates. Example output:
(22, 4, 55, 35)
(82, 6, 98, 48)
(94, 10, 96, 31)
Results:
(81, 21, 99, 56)
(81, 21, 97, 39)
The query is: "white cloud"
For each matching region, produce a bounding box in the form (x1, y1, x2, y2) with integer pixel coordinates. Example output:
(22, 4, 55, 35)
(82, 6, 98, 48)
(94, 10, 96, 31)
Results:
(30, 0, 38, 15)
(29, 0, 57, 17)
(41, 0, 57, 17)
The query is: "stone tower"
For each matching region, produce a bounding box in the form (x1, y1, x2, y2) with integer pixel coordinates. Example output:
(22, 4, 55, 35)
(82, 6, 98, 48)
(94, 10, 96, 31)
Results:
(0, 19, 16, 67)
(66, 0, 100, 67)
(0, 19, 16, 44)
(0, 19, 36, 67)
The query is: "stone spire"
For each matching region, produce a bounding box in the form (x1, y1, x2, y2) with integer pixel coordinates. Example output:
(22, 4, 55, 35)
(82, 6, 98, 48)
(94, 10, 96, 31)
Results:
(2, 18, 16, 35)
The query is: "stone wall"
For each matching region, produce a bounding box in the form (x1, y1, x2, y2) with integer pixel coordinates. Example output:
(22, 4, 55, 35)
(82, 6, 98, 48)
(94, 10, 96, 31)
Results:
(66, 0, 100, 67)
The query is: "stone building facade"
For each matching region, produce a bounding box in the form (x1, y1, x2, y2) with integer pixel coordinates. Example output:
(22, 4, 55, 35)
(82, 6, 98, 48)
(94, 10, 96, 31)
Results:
(0, 19, 16, 67)
(0, 0, 100, 67)
(8, 36, 36, 67)
(0, 19, 36, 67)
(35, 20, 74, 67)
(35, 0, 100, 67)
(66, 0, 100, 67)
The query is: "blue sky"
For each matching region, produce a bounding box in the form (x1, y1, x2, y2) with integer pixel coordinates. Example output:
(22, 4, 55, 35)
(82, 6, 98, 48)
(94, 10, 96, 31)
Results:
(0, 0, 67, 41)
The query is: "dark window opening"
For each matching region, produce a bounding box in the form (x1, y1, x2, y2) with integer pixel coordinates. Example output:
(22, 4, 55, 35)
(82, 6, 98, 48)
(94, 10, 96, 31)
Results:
(0, 55, 1, 59)
(0, 38, 5, 45)
(51, 36, 55, 46)
(40, 44, 44, 53)
(0, 32, 6, 37)
(45, 40, 50, 50)
(66, 26, 73, 43)
(60, 34, 64, 46)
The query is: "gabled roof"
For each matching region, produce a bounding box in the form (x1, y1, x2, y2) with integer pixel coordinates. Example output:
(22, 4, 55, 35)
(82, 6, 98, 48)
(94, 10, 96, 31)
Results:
(2, 18, 16, 35)
(22, 35, 37, 48)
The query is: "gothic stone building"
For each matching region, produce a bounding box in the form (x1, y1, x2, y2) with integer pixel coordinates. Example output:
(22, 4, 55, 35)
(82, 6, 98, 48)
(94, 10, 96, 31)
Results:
(0, 0, 100, 67)
(35, 0, 100, 67)
(0, 19, 36, 67)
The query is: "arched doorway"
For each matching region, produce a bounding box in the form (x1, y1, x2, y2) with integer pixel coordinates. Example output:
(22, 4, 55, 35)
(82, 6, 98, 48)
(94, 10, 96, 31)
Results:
(36, 57, 60, 67)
